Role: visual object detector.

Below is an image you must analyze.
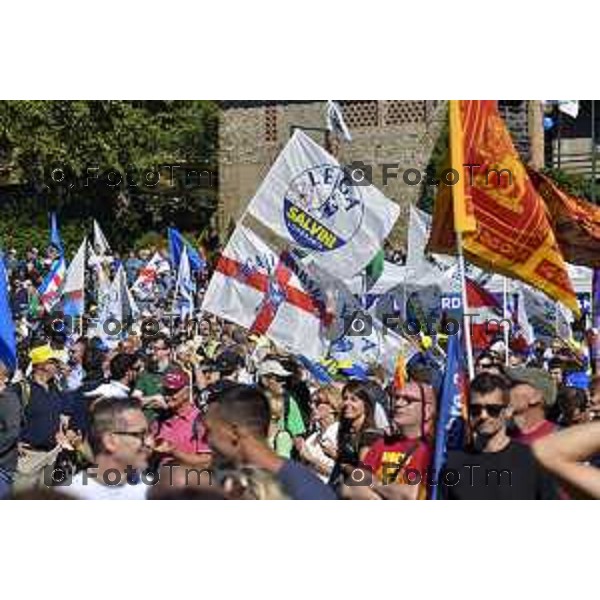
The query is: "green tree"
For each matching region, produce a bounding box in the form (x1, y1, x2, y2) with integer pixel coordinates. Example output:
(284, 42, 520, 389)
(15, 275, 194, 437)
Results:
(0, 101, 219, 255)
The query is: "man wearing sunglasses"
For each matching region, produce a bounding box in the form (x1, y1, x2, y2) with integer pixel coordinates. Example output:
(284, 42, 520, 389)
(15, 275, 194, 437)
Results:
(442, 372, 558, 499)
(65, 397, 153, 499)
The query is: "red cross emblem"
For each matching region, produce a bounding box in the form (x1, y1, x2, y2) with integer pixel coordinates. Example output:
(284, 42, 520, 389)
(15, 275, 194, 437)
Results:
(215, 253, 333, 335)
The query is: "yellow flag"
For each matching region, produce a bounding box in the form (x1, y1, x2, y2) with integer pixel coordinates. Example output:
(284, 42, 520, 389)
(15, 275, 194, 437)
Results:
(449, 100, 476, 233)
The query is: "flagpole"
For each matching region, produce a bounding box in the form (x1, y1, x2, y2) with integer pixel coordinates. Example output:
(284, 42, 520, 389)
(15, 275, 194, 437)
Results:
(456, 232, 475, 380)
(449, 100, 476, 380)
(503, 276, 510, 366)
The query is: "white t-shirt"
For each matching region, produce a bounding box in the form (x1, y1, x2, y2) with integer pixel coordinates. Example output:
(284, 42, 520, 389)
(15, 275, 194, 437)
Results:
(303, 422, 339, 482)
(84, 381, 130, 400)
(65, 471, 149, 500)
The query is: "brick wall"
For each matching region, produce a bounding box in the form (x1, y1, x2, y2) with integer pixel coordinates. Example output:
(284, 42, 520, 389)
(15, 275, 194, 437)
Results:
(218, 100, 530, 246)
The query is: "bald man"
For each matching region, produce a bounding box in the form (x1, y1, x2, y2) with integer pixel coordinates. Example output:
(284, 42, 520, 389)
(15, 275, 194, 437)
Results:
(360, 381, 435, 500)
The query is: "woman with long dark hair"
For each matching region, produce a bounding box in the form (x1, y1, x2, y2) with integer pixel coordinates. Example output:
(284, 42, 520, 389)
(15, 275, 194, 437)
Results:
(330, 380, 382, 486)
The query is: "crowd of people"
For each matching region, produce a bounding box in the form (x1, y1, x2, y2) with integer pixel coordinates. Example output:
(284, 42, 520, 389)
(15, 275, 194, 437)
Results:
(2, 242, 600, 500)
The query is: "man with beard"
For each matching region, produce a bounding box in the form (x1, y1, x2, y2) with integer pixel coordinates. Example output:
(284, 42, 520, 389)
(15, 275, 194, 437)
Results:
(441, 372, 558, 500)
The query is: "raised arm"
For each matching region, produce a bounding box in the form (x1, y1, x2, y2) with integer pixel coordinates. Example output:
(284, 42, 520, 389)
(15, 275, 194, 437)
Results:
(533, 422, 600, 499)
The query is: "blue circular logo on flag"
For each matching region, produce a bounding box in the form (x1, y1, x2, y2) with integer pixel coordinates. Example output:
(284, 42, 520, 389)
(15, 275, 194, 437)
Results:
(283, 165, 364, 252)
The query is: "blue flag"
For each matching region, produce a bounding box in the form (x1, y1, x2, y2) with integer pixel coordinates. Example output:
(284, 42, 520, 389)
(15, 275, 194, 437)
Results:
(168, 227, 206, 273)
(0, 257, 17, 371)
(430, 332, 467, 499)
(50, 212, 64, 255)
(297, 356, 333, 384)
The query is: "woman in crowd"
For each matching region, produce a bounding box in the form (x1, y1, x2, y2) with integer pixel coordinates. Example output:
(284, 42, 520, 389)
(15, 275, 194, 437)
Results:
(295, 385, 342, 482)
(330, 380, 381, 486)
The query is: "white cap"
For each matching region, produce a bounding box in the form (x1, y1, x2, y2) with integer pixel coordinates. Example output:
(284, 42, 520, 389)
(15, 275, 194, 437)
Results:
(256, 359, 291, 379)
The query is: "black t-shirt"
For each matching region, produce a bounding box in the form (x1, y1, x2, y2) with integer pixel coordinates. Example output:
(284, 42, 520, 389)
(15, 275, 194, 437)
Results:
(442, 441, 558, 500)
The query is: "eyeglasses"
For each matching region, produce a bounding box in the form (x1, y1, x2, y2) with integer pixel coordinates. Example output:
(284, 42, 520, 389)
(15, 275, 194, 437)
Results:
(112, 430, 150, 442)
(468, 404, 505, 418)
(395, 394, 421, 406)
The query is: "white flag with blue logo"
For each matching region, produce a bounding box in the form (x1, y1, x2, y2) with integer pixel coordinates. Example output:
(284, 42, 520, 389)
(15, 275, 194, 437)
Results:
(96, 265, 139, 347)
(246, 129, 400, 279)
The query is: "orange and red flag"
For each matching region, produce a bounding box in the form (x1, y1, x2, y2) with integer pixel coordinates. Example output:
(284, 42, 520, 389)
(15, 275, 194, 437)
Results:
(527, 167, 600, 268)
(428, 100, 579, 315)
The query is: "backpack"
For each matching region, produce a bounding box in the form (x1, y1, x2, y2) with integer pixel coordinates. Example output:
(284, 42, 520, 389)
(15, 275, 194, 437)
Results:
(11, 380, 31, 409)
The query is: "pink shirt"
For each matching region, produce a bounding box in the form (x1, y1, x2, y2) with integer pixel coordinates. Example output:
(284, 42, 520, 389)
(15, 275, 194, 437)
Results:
(153, 404, 211, 455)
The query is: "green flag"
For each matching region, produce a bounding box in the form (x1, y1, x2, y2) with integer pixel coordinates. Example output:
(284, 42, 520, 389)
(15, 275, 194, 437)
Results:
(365, 249, 385, 290)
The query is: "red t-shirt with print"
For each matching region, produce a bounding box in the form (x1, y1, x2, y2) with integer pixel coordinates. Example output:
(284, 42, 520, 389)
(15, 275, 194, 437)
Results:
(363, 436, 432, 499)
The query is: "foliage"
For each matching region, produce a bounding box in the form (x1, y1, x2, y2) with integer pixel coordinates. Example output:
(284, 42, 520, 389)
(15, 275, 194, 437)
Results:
(418, 110, 449, 215)
(0, 101, 220, 254)
(133, 231, 168, 253)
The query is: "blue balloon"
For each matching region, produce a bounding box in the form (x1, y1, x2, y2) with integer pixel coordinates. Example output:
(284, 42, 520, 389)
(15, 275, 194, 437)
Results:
(543, 116, 555, 130)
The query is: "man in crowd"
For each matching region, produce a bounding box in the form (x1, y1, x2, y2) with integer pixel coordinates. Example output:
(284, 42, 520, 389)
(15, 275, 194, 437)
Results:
(204, 383, 336, 500)
(506, 367, 557, 445)
(132, 334, 175, 413)
(152, 370, 212, 468)
(0, 361, 21, 498)
(65, 397, 153, 499)
(360, 381, 435, 500)
(85, 352, 139, 401)
(442, 372, 557, 499)
(13, 344, 73, 492)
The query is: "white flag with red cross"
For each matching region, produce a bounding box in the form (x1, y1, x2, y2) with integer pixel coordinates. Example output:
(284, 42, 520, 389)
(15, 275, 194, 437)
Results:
(201, 226, 335, 359)
(246, 129, 400, 279)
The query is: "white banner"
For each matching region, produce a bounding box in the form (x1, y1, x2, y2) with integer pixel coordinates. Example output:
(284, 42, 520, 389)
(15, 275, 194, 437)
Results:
(246, 129, 399, 278)
(131, 252, 170, 300)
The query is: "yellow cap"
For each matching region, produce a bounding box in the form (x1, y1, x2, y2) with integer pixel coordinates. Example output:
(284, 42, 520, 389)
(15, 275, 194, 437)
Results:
(29, 345, 62, 366)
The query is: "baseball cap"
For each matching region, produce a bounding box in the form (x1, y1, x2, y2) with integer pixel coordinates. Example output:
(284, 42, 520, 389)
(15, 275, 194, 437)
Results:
(162, 370, 190, 393)
(29, 344, 63, 366)
(505, 366, 558, 407)
(256, 359, 291, 379)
